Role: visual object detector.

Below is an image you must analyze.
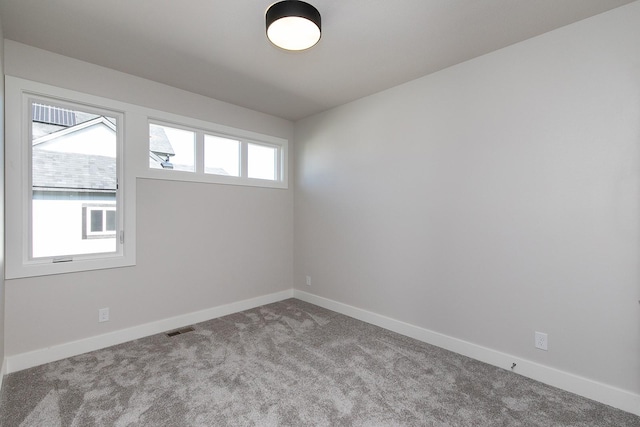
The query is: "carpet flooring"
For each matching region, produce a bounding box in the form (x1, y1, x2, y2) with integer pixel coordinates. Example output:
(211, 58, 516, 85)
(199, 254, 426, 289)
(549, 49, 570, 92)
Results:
(0, 298, 638, 426)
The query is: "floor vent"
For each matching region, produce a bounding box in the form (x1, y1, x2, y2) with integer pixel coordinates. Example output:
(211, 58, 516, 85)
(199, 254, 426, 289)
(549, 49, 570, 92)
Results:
(166, 326, 195, 337)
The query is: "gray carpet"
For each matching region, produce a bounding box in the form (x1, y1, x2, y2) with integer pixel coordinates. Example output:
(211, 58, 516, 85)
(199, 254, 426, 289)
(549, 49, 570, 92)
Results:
(0, 298, 638, 426)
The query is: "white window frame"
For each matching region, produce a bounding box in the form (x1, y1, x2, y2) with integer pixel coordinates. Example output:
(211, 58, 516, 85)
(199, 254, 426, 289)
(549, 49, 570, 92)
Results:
(145, 116, 288, 189)
(5, 77, 136, 279)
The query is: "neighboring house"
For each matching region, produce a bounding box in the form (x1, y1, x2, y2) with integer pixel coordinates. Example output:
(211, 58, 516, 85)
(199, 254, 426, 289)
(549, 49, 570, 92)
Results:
(149, 124, 176, 169)
(31, 104, 175, 258)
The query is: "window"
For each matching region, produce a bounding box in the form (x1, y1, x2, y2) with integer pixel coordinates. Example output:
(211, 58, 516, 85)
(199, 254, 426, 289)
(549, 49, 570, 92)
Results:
(5, 77, 136, 278)
(248, 142, 277, 180)
(149, 123, 195, 171)
(30, 101, 119, 259)
(83, 205, 117, 239)
(147, 119, 287, 188)
(6, 77, 285, 277)
(204, 135, 240, 177)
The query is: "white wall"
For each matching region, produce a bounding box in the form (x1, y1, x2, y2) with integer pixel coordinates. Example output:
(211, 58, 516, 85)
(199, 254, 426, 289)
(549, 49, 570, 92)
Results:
(4, 41, 294, 356)
(294, 1, 640, 400)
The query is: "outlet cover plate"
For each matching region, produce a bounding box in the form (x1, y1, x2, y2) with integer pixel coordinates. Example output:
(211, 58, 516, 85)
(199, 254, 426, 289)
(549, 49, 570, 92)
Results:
(535, 331, 548, 350)
(98, 307, 110, 322)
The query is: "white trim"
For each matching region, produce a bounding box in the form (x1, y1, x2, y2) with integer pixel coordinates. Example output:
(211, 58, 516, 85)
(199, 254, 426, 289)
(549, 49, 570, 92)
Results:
(293, 290, 640, 417)
(0, 358, 7, 395)
(6, 289, 294, 374)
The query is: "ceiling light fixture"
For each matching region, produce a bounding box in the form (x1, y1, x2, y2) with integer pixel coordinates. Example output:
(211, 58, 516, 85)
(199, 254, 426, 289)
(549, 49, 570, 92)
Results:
(266, 1, 321, 51)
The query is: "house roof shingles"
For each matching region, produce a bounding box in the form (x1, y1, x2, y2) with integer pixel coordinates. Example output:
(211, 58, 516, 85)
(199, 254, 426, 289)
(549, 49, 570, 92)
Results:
(32, 149, 116, 191)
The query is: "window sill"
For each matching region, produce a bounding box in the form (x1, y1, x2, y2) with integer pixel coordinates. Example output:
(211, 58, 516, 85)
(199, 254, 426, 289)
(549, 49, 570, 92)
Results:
(5, 254, 136, 280)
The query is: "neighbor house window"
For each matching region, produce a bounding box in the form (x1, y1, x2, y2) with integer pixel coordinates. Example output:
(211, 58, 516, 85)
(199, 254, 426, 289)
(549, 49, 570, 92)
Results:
(147, 119, 287, 189)
(5, 77, 136, 278)
(83, 205, 117, 239)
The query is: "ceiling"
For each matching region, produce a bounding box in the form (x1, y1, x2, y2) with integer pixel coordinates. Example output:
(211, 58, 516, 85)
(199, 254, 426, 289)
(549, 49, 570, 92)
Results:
(0, 0, 635, 121)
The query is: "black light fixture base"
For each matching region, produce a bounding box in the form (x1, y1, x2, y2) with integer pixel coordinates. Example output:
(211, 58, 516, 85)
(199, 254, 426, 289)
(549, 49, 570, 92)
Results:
(266, 0, 321, 29)
(266, 1, 321, 51)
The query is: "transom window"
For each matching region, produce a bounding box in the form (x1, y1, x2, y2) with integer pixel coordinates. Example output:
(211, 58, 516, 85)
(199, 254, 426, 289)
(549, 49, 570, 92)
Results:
(204, 134, 240, 177)
(147, 120, 287, 188)
(149, 123, 195, 172)
(248, 142, 277, 181)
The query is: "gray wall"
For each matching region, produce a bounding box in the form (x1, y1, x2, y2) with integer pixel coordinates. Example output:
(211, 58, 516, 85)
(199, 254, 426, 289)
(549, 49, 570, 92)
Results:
(0, 13, 6, 372)
(3, 41, 294, 356)
(294, 3, 640, 395)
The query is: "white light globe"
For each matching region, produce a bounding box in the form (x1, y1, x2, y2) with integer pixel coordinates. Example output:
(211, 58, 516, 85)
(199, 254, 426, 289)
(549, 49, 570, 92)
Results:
(267, 16, 321, 51)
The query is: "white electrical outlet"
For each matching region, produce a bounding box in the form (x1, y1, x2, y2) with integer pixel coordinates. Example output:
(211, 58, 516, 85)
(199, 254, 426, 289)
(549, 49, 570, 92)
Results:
(98, 307, 110, 322)
(535, 331, 548, 351)
(306, 276, 312, 286)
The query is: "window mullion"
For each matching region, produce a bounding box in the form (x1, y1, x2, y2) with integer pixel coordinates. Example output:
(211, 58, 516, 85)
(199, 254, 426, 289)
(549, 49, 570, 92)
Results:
(196, 131, 204, 174)
(240, 140, 249, 178)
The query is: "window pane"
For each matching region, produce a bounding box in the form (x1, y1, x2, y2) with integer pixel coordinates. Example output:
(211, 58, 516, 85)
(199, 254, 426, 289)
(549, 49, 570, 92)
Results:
(149, 123, 195, 172)
(248, 143, 277, 180)
(90, 210, 103, 232)
(204, 135, 240, 176)
(31, 101, 117, 258)
(106, 210, 116, 231)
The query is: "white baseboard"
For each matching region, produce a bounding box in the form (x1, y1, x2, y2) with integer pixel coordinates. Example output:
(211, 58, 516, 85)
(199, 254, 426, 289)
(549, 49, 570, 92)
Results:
(6, 288, 639, 417)
(293, 289, 640, 417)
(0, 358, 7, 394)
(6, 289, 294, 374)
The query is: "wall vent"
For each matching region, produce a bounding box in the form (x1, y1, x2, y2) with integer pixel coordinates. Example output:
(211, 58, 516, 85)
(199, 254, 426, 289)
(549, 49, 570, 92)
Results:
(166, 326, 195, 337)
